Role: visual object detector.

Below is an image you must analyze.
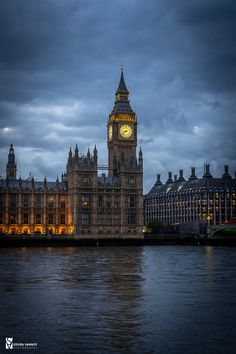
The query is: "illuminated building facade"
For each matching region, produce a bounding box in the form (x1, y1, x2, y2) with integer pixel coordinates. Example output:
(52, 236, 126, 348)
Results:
(144, 165, 236, 227)
(0, 71, 143, 238)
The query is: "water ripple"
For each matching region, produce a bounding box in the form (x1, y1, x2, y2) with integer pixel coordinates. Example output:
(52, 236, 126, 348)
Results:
(0, 246, 236, 354)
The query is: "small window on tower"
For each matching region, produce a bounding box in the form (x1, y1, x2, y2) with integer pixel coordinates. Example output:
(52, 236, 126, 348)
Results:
(82, 194, 89, 207)
(82, 211, 89, 225)
(47, 196, 54, 209)
(23, 194, 30, 207)
(35, 214, 41, 224)
(48, 213, 54, 224)
(128, 195, 135, 208)
(10, 214, 16, 224)
(83, 176, 89, 185)
(23, 213, 28, 224)
(35, 194, 41, 208)
(10, 194, 17, 208)
(98, 195, 103, 207)
(60, 214, 65, 225)
(129, 177, 135, 186)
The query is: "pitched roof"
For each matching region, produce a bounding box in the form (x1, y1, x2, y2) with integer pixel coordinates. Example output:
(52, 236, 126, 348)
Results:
(146, 177, 236, 197)
(116, 69, 129, 94)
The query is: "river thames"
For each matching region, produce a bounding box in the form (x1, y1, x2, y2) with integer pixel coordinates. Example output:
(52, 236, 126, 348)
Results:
(0, 246, 236, 353)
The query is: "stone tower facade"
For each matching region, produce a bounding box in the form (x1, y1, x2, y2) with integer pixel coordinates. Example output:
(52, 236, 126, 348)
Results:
(107, 68, 143, 234)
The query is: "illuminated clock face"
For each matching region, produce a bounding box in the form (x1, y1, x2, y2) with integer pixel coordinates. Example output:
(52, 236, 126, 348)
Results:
(120, 124, 133, 138)
(108, 125, 113, 140)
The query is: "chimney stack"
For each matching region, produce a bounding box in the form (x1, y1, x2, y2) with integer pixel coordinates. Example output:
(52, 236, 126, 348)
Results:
(166, 172, 173, 184)
(189, 167, 198, 181)
(178, 169, 185, 182)
(155, 174, 162, 186)
(203, 164, 212, 178)
(222, 165, 231, 179)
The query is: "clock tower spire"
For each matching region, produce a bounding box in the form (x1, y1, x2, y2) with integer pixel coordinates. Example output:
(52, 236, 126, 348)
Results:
(111, 67, 135, 115)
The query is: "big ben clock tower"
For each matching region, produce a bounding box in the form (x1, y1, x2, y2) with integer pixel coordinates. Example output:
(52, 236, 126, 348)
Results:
(107, 68, 143, 236)
(108, 68, 139, 176)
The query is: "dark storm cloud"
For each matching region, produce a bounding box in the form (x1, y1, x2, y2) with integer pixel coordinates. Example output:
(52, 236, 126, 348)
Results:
(175, 0, 236, 93)
(0, 0, 235, 191)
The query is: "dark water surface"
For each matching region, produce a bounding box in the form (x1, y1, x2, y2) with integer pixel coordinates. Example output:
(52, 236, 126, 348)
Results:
(0, 246, 236, 354)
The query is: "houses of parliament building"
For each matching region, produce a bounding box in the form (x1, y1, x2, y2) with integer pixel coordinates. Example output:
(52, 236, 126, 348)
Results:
(0, 70, 144, 238)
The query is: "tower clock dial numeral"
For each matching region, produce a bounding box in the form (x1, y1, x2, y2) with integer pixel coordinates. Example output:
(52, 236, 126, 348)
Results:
(120, 124, 133, 138)
(108, 125, 113, 140)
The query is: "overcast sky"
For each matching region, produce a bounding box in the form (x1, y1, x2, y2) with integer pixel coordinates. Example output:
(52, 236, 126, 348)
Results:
(0, 0, 235, 192)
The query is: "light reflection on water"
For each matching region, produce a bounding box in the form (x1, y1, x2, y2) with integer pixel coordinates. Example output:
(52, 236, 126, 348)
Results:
(0, 246, 236, 354)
